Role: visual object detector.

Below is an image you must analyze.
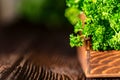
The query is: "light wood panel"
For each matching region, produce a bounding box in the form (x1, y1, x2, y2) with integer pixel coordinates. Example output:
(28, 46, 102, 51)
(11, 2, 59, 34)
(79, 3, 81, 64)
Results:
(78, 46, 120, 78)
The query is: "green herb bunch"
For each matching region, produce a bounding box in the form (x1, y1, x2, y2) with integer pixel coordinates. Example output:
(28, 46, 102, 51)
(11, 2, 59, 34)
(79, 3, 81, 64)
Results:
(65, 0, 120, 50)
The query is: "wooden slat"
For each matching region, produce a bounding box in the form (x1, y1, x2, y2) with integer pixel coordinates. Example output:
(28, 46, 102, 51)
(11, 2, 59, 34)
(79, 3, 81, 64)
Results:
(90, 51, 120, 75)
(77, 46, 90, 75)
(79, 48, 120, 78)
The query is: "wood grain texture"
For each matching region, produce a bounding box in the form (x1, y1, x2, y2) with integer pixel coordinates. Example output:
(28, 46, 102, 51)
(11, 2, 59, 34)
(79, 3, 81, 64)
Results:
(90, 50, 120, 74)
(78, 45, 120, 78)
(0, 53, 84, 80)
(0, 54, 21, 77)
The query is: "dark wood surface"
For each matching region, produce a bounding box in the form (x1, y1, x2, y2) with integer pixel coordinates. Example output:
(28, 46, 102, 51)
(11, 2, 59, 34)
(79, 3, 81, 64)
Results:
(0, 26, 120, 80)
(0, 26, 85, 80)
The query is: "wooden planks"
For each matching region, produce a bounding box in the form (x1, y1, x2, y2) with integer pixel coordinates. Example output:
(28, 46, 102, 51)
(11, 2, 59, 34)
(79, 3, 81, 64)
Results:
(0, 53, 82, 80)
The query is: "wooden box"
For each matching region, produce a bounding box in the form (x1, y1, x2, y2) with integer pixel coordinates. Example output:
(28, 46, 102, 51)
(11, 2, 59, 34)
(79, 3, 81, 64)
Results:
(78, 13, 120, 78)
(77, 39, 120, 78)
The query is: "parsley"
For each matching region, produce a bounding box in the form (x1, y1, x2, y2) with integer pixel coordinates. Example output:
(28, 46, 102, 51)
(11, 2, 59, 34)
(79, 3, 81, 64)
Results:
(65, 0, 120, 51)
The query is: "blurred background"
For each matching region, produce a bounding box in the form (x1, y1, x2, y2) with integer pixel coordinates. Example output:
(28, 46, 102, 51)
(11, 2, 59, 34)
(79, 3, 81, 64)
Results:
(0, 0, 84, 80)
(0, 0, 71, 29)
(0, 0, 75, 55)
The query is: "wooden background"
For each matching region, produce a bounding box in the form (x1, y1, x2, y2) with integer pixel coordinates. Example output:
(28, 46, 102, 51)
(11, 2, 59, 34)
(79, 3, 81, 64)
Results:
(0, 25, 120, 80)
